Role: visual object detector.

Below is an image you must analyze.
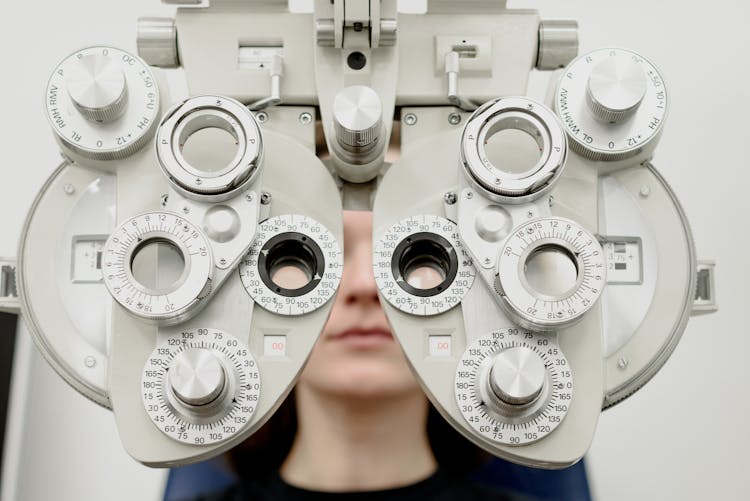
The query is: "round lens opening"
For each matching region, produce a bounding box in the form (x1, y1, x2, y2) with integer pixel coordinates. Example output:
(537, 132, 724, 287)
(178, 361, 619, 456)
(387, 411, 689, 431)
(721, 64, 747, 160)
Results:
(399, 239, 451, 292)
(524, 245, 578, 297)
(266, 240, 316, 292)
(484, 126, 542, 175)
(130, 238, 186, 292)
(181, 125, 239, 174)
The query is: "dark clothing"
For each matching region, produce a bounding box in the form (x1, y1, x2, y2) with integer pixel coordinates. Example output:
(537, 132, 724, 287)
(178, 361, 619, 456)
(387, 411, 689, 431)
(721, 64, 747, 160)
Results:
(179, 470, 536, 501)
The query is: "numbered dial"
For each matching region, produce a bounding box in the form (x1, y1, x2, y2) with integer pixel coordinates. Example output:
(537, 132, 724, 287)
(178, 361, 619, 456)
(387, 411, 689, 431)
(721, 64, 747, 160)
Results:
(555, 48, 667, 161)
(455, 329, 572, 446)
(142, 328, 260, 446)
(373, 215, 476, 316)
(46, 46, 159, 160)
(495, 217, 605, 331)
(240, 215, 342, 316)
(102, 212, 213, 324)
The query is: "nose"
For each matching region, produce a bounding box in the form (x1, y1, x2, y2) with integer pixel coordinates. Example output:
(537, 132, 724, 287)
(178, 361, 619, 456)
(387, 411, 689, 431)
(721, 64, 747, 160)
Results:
(341, 237, 380, 306)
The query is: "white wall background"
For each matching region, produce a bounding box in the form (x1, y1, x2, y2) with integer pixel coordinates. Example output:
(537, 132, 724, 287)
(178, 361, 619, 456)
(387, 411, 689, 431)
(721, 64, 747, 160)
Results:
(1, 1, 747, 500)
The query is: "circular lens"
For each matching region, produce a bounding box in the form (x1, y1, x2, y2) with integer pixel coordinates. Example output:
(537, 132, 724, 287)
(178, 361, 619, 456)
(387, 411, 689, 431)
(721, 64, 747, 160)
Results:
(401, 240, 450, 290)
(258, 232, 325, 296)
(130, 238, 186, 292)
(180, 125, 239, 174)
(392, 233, 458, 297)
(524, 245, 578, 297)
(482, 116, 544, 176)
(484, 127, 542, 175)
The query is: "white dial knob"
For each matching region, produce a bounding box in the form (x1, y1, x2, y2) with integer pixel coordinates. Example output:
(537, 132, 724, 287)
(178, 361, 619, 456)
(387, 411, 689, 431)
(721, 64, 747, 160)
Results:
(488, 346, 546, 406)
(168, 348, 226, 407)
(333, 85, 382, 153)
(586, 56, 646, 123)
(66, 53, 129, 123)
(46, 46, 160, 160)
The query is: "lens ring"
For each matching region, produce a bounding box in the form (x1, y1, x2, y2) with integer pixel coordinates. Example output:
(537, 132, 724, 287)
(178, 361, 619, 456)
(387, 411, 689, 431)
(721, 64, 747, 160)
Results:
(102, 211, 213, 325)
(157, 95, 262, 200)
(390, 232, 458, 297)
(257, 232, 326, 297)
(460, 96, 567, 204)
(374, 215, 476, 316)
(240, 215, 342, 316)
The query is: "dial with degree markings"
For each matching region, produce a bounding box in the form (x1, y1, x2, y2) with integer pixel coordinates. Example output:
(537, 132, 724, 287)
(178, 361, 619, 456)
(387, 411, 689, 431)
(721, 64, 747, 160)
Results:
(45, 46, 160, 160)
(142, 328, 260, 446)
(455, 329, 572, 446)
(555, 47, 667, 161)
(373, 215, 476, 316)
(102, 211, 213, 324)
(495, 217, 605, 331)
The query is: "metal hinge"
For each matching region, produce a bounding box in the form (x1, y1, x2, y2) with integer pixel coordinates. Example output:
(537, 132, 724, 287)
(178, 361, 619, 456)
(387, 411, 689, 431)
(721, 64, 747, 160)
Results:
(0, 258, 20, 315)
(692, 260, 718, 315)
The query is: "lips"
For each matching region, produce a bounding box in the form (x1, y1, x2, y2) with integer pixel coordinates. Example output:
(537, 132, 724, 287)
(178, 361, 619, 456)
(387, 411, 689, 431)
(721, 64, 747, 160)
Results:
(329, 327, 394, 348)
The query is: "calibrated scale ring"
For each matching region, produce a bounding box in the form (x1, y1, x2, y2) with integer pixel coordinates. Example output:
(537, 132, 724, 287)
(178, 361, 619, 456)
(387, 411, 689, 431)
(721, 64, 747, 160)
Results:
(102, 211, 213, 324)
(240, 215, 342, 316)
(142, 328, 260, 446)
(45, 46, 160, 160)
(460, 97, 567, 203)
(157, 95, 263, 197)
(373, 215, 476, 316)
(455, 329, 572, 446)
(495, 217, 606, 331)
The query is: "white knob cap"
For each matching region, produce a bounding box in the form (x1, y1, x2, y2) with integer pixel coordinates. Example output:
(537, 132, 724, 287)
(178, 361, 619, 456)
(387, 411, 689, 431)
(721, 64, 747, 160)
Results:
(488, 346, 546, 406)
(333, 85, 382, 153)
(586, 56, 647, 123)
(168, 348, 226, 407)
(66, 54, 129, 123)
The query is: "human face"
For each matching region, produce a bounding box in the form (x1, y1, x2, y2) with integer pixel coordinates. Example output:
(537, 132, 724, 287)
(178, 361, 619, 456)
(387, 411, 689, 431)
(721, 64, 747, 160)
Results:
(297, 211, 421, 399)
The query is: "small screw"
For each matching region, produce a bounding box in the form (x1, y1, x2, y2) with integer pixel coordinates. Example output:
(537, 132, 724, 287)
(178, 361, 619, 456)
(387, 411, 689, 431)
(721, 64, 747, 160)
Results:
(84, 356, 96, 368)
(617, 357, 629, 370)
(526, 227, 534, 234)
(448, 113, 461, 125)
(403, 113, 417, 126)
(182, 206, 190, 214)
(261, 192, 272, 205)
(465, 191, 474, 199)
(527, 210, 534, 218)
(299, 112, 313, 125)
(63, 183, 75, 195)
(548, 195, 554, 208)
(219, 258, 227, 266)
(245, 193, 254, 202)
(639, 185, 651, 197)
(256, 111, 268, 123)
(160, 194, 169, 207)
(483, 257, 491, 265)
(444, 192, 457, 205)
(216, 99, 223, 106)
(556, 311, 564, 318)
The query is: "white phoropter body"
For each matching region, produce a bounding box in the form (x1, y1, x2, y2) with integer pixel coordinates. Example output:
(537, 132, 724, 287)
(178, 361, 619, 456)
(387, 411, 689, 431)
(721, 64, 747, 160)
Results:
(9, 0, 715, 470)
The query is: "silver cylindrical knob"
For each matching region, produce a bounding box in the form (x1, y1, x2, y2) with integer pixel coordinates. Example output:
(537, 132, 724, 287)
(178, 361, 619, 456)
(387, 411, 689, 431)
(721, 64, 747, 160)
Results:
(586, 56, 647, 123)
(537, 20, 579, 70)
(333, 85, 383, 154)
(488, 346, 546, 406)
(66, 54, 129, 123)
(137, 17, 180, 68)
(168, 348, 226, 407)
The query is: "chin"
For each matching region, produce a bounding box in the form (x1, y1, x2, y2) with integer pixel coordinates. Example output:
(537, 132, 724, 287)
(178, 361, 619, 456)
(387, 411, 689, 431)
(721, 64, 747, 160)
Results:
(300, 354, 421, 399)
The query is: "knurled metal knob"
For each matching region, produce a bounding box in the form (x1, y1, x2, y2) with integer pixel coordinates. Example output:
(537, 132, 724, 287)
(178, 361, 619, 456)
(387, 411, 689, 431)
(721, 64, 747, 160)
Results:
(488, 346, 546, 406)
(333, 85, 383, 154)
(168, 348, 226, 407)
(66, 53, 129, 123)
(586, 56, 647, 123)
